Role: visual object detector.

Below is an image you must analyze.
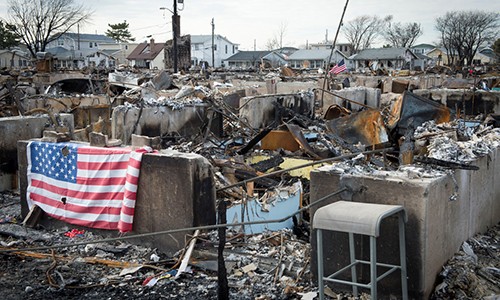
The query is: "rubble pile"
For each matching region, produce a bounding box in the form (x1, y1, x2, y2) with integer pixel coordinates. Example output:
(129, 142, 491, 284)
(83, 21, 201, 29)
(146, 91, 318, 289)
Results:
(0, 191, 368, 299)
(1, 65, 499, 299)
(430, 223, 500, 300)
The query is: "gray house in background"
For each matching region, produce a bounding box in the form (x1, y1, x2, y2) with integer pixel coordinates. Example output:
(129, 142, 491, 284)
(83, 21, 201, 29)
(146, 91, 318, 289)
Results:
(286, 49, 346, 70)
(351, 47, 418, 70)
(224, 51, 286, 69)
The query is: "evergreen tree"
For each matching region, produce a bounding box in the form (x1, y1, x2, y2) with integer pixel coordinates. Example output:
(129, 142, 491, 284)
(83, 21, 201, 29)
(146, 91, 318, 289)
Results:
(105, 21, 135, 43)
(0, 21, 20, 49)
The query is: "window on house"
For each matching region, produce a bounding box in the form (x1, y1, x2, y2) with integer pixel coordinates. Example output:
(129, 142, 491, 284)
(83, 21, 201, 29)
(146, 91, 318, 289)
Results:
(94, 42, 97, 47)
(232, 45, 235, 53)
(194, 44, 200, 50)
(214, 44, 217, 51)
(89, 42, 93, 48)
(125, 45, 128, 50)
(58, 39, 64, 46)
(225, 45, 228, 54)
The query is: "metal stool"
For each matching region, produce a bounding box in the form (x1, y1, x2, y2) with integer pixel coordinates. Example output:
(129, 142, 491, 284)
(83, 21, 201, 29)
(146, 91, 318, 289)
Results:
(313, 200, 408, 300)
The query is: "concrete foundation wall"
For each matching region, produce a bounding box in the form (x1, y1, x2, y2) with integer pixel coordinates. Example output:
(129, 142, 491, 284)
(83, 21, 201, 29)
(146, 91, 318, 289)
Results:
(309, 147, 500, 300)
(321, 87, 381, 112)
(239, 93, 315, 129)
(17, 142, 216, 256)
(111, 104, 212, 145)
(129, 150, 216, 255)
(0, 114, 74, 191)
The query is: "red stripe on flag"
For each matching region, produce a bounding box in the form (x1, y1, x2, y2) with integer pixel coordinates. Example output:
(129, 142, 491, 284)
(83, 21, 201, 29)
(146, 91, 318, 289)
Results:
(30, 193, 123, 215)
(31, 178, 125, 201)
(77, 176, 127, 186)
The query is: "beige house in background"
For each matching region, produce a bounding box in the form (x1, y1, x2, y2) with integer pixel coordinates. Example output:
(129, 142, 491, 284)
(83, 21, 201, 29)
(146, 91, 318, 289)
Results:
(99, 42, 139, 66)
(426, 47, 458, 66)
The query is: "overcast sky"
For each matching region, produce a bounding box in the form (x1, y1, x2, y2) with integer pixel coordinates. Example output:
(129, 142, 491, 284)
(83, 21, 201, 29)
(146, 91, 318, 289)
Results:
(1, 0, 499, 50)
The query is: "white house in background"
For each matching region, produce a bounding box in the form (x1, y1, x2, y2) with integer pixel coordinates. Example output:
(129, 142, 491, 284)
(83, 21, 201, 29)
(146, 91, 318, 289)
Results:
(190, 35, 238, 68)
(44, 32, 120, 69)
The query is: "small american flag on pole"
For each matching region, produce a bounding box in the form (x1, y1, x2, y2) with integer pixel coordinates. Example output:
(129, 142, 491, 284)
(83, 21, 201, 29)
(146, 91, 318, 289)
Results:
(329, 59, 347, 75)
(26, 141, 151, 232)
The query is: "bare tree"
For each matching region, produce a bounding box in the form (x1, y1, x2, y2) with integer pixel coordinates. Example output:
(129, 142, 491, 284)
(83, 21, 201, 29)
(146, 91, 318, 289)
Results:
(265, 37, 279, 51)
(342, 15, 392, 54)
(6, 0, 92, 57)
(436, 11, 499, 67)
(265, 22, 288, 50)
(385, 22, 423, 48)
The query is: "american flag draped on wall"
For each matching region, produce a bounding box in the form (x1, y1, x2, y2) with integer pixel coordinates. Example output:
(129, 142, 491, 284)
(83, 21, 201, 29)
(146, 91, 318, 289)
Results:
(329, 59, 347, 75)
(27, 141, 151, 232)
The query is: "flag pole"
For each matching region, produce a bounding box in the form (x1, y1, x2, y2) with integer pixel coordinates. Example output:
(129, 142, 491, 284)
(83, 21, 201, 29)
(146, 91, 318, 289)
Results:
(320, 0, 349, 106)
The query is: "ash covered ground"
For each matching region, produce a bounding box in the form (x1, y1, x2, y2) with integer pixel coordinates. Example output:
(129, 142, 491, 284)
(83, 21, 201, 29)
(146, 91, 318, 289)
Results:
(1, 191, 499, 300)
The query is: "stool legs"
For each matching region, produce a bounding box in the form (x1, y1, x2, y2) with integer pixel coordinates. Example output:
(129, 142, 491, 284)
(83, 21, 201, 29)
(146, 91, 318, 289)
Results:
(317, 229, 325, 300)
(370, 236, 377, 299)
(399, 212, 408, 300)
(348, 232, 358, 296)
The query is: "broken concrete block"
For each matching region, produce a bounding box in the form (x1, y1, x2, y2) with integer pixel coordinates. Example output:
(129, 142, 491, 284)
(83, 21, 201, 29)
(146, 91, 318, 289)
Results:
(41, 130, 71, 143)
(89, 131, 108, 147)
(131, 134, 161, 150)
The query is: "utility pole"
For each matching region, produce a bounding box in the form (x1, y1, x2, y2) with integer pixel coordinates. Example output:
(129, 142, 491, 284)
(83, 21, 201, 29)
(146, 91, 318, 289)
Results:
(211, 18, 215, 67)
(172, 0, 180, 73)
(77, 23, 80, 50)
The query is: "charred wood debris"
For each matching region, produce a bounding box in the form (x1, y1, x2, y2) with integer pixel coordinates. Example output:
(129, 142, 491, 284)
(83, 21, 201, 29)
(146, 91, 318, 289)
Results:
(1, 66, 500, 299)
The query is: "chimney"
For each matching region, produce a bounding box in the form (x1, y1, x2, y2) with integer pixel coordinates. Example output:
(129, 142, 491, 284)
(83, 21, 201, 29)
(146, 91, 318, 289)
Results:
(150, 38, 155, 50)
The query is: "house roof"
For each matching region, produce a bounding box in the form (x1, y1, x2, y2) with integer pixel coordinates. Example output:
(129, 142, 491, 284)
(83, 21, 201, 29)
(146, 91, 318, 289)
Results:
(0, 49, 30, 59)
(287, 49, 346, 61)
(414, 52, 431, 60)
(191, 34, 238, 46)
(352, 47, 417, 60)
(225, 51, 272, 61)
(127, 41, 165, 60)
(411, 43, 436, 49)
(53, 33, 116, 43)
(45, 47, 99, 60)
